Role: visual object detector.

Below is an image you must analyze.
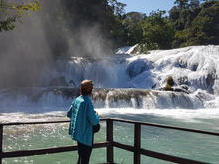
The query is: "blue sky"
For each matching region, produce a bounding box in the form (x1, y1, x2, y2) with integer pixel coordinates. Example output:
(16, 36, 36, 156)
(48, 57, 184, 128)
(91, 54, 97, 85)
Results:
(117, 0, 175, 15)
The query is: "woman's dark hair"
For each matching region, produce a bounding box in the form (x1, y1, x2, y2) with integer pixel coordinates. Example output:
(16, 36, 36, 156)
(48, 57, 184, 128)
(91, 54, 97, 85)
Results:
(80, 80, 93, 96)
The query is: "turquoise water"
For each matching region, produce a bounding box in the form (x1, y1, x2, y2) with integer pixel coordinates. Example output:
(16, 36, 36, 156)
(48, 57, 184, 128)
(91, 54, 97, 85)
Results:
(1, 108, 219, 164)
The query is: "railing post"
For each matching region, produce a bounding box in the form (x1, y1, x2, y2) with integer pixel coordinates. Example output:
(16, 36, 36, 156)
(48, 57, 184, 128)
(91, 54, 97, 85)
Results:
(106, 119, 114, 164)
(134, 123, 141, 164)
(0, 124, 3, 164)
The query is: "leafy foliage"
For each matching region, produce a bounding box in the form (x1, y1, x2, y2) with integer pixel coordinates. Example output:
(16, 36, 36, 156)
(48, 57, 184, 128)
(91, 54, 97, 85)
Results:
(171, 0, 219, 47)
(141, 11, 175, 49)
(1, 0, 218, 52)
(118, 0, 219, 50)
(120, 12, 145, 46)
(0, 0, 40, 32)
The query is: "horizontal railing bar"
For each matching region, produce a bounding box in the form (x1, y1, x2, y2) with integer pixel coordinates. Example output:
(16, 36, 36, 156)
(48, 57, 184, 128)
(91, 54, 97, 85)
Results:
(93, 141, 110, 149)
(1, 142, 109, 158)
(1, 146, 77, 158)
(0, 118, 108, 126)
(140, 149, 208, 164)
(1, 118, 219, 136)
(111, 118, 219, 136)
(113, 141, 134, 152)
(113, 142, 207, 164)
(0, 120, 70, 126)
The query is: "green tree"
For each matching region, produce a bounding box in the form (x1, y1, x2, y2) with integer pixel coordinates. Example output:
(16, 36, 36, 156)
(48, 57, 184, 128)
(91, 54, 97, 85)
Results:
(124, 12, 146, 22)
(172, 0, 219, 47)
(120, 12, 145, 46)
(190, 1, 219, 45)
(174, 0, 189, 9)
(141, 10, 175, 49)
(190, 0, 200, 8)
(0, 0, 40, 32)
(108, 0, 126, 17)
(170, 0, 201, 30)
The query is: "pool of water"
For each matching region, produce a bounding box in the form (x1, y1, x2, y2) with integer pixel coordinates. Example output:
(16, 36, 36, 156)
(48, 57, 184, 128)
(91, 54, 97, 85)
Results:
(1, 108, 219, 164)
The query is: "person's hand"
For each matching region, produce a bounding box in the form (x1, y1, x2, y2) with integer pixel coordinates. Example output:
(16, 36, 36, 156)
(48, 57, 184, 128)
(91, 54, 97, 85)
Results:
(95, 110, 99, 116)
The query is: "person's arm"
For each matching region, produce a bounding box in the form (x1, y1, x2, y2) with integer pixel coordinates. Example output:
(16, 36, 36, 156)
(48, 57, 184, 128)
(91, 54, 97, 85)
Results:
(87, 101, 99, 125)
(67, 101, 75, 118)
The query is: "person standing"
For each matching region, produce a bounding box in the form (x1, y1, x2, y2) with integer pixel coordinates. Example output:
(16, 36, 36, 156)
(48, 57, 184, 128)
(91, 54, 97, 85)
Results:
(67, 80, 99, 164)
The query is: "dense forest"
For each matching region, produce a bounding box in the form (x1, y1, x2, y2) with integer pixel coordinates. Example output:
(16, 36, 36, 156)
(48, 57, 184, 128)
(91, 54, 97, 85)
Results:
(0, 0, 219, 53)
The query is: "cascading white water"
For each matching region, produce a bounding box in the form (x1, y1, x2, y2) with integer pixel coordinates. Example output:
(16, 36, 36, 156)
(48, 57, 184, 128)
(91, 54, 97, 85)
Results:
(0, 87, 203, 112)
(42, 56, 130, 88)
(42, 45, 219, 92)
(0, 45, 219, 114)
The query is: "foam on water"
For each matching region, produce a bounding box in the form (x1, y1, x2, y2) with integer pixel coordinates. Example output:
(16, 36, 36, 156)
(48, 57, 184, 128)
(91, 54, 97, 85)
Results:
(1, 107, 219, 124)
(97, 108, 219, 123)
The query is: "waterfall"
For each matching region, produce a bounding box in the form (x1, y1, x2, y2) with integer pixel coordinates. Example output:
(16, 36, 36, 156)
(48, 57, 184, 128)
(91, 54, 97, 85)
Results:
(1, 45, 219, 113)
(41, 45, 219, 93)
(0, 87, 204, 113)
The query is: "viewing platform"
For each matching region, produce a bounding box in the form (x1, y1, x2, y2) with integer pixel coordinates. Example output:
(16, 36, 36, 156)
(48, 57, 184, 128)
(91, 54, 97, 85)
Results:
(0, 118, 219, 164)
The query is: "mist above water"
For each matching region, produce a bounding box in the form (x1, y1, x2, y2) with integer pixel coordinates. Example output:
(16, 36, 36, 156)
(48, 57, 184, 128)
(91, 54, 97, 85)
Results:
(0, 0, 113, 88)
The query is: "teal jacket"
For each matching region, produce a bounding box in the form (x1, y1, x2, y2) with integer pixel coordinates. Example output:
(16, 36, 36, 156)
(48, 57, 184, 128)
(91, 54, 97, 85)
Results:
(67, 95, 99, 147)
